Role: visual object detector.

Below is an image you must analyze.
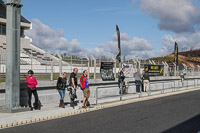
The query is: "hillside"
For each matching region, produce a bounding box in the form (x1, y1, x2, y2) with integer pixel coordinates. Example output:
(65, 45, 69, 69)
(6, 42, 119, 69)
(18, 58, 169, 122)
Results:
(150, 52, 200, 67)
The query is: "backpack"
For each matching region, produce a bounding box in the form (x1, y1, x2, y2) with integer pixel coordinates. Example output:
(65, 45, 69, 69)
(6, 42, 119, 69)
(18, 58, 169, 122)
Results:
(33, 100, 42, 110)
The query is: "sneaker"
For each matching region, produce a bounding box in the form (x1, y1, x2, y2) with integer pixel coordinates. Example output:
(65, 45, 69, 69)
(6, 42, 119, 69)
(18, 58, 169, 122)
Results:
(70, 103, 74, 109)
(82, 106, 86, 109)
(30, 107, 33, 111)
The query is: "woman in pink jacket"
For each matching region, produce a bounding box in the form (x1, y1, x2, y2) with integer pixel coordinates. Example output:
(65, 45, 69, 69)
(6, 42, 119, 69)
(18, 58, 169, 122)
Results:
(26, 70, 38, 110)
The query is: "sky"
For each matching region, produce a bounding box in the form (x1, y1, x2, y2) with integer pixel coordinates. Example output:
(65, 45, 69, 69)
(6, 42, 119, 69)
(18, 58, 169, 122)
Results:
(4, 0, 200, 59)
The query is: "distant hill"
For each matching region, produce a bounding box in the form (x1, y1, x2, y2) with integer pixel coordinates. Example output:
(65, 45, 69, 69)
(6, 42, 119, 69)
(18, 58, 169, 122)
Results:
(149, 49, 200, 67)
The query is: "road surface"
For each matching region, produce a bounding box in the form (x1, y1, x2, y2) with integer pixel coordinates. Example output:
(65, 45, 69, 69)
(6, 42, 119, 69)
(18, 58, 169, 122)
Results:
(2, 90, 200, 133)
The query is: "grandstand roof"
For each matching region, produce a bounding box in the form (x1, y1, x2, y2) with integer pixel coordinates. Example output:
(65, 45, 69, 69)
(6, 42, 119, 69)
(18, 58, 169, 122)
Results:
(0, 0, 30, 24)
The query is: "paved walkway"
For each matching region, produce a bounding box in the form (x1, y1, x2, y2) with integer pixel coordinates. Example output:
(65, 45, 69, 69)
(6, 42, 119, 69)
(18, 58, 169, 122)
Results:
(0, 87, 199, 130)
(1, 88, 200, 133)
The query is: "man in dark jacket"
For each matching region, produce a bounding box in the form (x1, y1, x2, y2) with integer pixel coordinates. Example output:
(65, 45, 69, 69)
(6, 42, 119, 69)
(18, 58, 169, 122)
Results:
(69, 68, 78, 107)
(142, 70, 150, 92)
(141, 70, 145, 92)
(118, 68, 125, 94)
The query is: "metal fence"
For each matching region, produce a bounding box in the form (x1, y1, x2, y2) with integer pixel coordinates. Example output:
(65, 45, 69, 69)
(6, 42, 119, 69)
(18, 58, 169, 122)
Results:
(95, 78, 200, 104)
(0, 53, 200, 82)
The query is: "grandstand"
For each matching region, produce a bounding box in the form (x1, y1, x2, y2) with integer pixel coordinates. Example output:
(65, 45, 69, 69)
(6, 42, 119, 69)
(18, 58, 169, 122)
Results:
(0, 0, 62, 66)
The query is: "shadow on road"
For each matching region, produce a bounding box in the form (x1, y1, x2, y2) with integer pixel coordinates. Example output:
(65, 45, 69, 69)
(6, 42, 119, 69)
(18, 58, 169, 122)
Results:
(163, 114, 200, 133)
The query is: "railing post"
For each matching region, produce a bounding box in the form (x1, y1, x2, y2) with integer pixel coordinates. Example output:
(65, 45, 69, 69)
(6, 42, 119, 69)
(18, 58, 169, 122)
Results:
(112, 57, 117, 79)
(120, 85, 122, 101)
(165, 62, 169, 77)
(139, 83, 142, 98)
(137, 59, 141, 70)
(148, 82, 151, 96)
(57, 54, 62, 76)
(85, 56, 90, 80)
(163, 82, 164, 94)
(173, 62, 176, 76)
(51, 59, 53, 81)
(197, 65, 200, 76)
(173, 81, 175, 91)
(182, 63, 187, 75)
(91, 56, 96, 80)
(177, 80, 179, 90)
(96, 87, 98, 105)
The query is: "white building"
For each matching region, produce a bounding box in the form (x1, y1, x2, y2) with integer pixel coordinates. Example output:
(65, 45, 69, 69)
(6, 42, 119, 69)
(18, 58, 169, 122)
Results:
(0, 0, 60, 66)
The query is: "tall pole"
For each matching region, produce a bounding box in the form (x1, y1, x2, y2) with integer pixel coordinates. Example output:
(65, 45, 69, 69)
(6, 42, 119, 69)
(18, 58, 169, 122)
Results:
(5, 0, 23, 111)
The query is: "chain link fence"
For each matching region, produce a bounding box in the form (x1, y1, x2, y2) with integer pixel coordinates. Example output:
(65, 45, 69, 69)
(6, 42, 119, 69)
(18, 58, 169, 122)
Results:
(0, 54, 200, 82)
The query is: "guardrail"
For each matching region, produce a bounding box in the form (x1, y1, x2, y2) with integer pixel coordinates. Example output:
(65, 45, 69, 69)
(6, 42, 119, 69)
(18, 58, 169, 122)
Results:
(149, 80, 176, 95)
(96, 78, 200, 105)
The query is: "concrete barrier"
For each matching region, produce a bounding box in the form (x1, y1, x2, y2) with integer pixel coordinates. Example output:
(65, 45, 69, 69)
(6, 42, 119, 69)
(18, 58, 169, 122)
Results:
(0, 76, 200, 107)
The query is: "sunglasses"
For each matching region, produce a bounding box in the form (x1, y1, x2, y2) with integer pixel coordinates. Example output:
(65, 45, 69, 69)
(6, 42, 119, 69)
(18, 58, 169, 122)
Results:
(28, 73, 33, 74)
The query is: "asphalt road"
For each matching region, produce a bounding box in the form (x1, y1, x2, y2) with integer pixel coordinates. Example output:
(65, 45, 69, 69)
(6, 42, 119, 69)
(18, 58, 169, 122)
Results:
(2, 90, 200, 133)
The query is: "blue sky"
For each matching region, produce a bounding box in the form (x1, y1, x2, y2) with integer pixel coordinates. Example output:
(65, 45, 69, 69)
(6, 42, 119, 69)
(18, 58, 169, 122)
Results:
(22, 0, 169, 46)
(8, 0, 200, 59)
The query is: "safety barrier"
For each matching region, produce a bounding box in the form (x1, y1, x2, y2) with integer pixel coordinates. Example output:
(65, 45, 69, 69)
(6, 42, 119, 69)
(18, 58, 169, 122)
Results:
(96, 78, 200, 104)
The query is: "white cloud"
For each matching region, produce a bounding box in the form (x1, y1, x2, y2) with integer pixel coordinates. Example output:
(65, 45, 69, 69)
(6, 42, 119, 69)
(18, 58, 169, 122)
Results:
(25, 19, 69, 52)
(25, 19, 155, 59)
(89, 33, 155, 59)
(68, 39, 83, 53)
(135, 0, 200, 33)
(160, 31, 200, 56)
(132, 0, 200, 56)
(25, 19, 85, 55)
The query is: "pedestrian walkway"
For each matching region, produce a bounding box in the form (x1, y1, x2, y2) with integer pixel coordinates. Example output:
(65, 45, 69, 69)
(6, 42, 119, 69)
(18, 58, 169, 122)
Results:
(0, 87, 199, 130)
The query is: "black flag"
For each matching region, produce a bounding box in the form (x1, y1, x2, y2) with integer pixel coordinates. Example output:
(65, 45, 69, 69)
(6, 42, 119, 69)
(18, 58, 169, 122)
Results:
(174, 42, 178, 66)
(116, 25, 121, 63)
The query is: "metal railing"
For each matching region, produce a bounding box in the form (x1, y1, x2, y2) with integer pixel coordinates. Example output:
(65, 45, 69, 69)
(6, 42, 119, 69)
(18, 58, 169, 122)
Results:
(96, 78, 200, 105)
(149, 80, 176, 95)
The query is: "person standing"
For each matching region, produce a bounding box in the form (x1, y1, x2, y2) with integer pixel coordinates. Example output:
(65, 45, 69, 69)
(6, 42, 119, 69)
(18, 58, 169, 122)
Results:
(141, 70, 145, 92)
(118, 68, 125, 94)
(26, 70, 39, 111)
(56, 72, 67, 108)
(69, 68, 79, 107)
(142, 70, 150, 92)
(180, 69, 186, 86)
(80, 70, 90, 108)
(135, 69, 142, 93)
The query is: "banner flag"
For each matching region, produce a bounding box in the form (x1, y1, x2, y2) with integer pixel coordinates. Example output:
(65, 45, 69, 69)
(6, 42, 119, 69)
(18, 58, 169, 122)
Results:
(116, 25, 121, 63)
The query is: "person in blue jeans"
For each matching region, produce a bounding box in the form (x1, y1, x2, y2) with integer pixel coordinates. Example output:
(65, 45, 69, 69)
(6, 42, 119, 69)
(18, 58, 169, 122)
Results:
(118, 68, 126, 94)
(57, 72, 67, 108)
